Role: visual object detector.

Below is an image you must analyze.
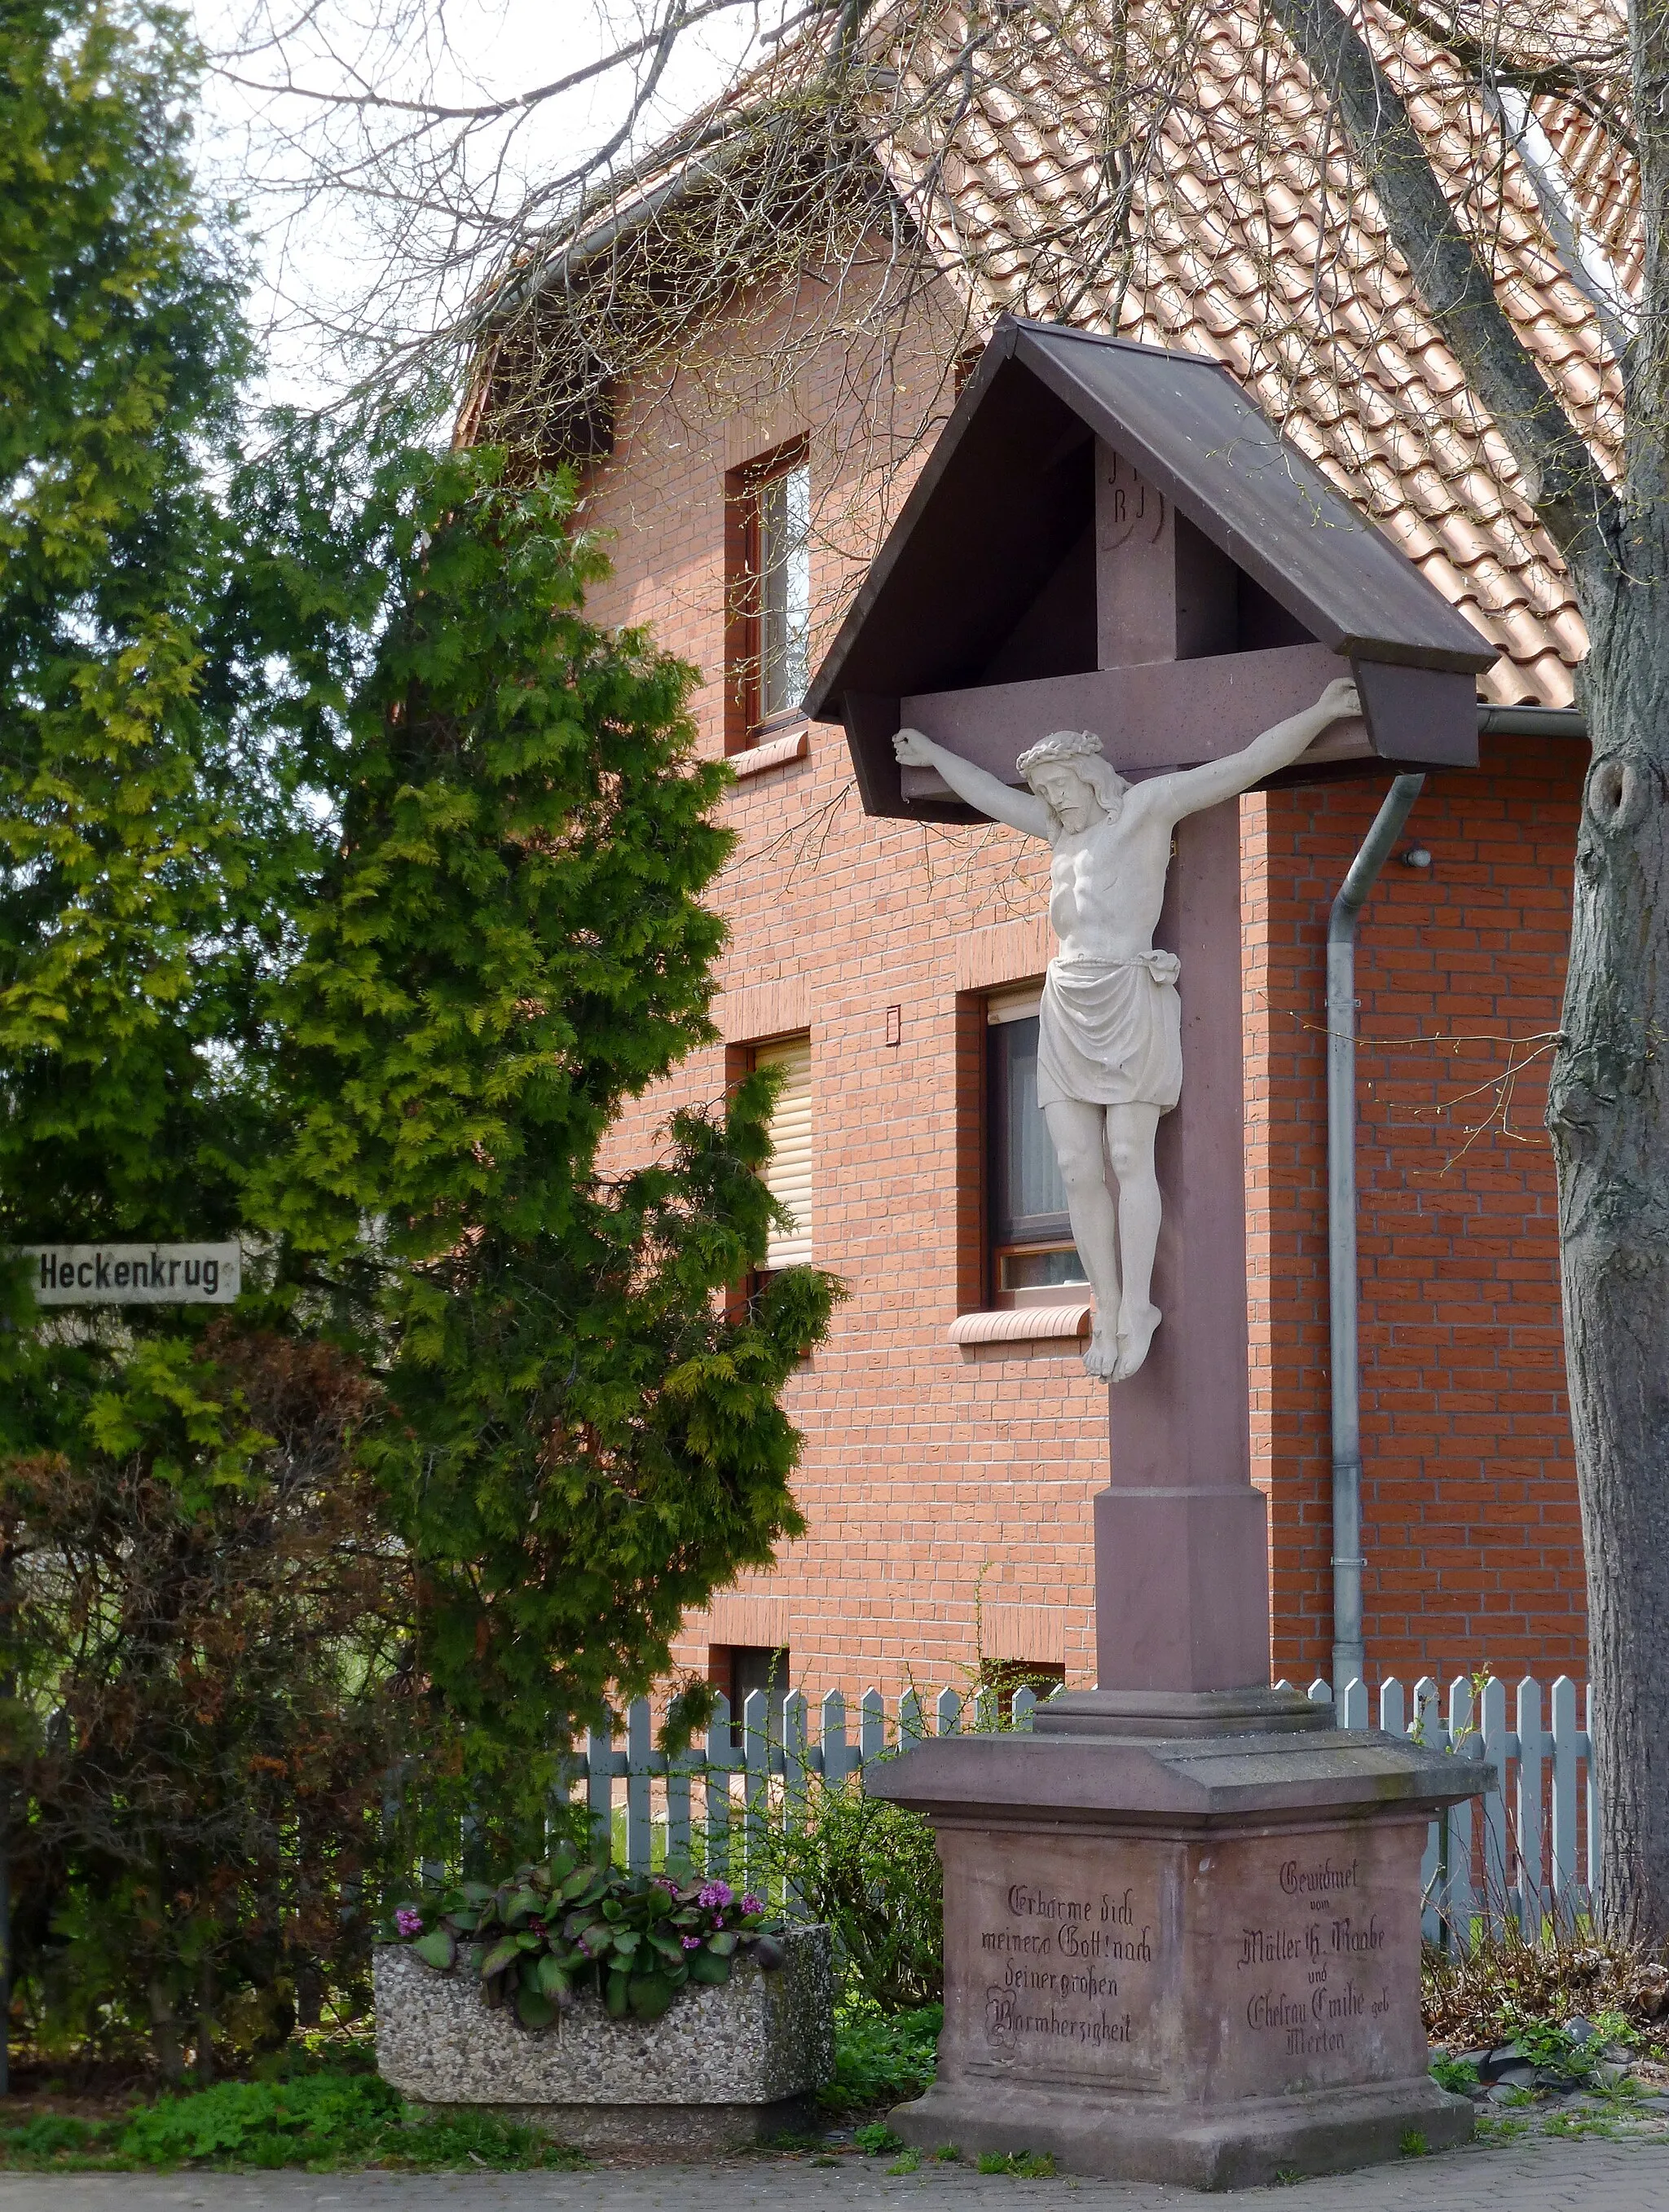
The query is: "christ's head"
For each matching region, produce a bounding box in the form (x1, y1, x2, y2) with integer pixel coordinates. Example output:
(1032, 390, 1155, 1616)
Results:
(1016, 731, 1127, 833)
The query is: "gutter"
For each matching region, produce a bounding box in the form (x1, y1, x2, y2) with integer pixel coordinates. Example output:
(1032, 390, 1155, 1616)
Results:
(1325, 695, 1587, 1699)
(463, 118, 755, 341)
(1328, 774, 1426, 1699)
(1477, 705, 1588, 739)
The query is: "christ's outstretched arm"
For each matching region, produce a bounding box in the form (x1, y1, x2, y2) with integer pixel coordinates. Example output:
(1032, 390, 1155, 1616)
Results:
(1145, 677, 1362, 824)
(892, 727, 1055, 839)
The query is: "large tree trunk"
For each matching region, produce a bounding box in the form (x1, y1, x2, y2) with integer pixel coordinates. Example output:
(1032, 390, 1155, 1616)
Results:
(148, 1977, 185, 2086)
(1548, 526, 1669, 1943)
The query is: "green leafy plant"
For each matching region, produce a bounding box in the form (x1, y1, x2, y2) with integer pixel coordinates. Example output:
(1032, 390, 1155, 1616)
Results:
(1473, 2115, 1529, 2144)
(119, 2076, 409, 2168)
(1429, 2054, 1481, 2094)
(1504, 2008, 1637, 2082)
(1398, 2129, 1429, 2157)
(0, 2115, 110, 2162)
(1542, 2113, 1617, 2139)
(852, 2121, 905, 2153)
(821, 2003, 943, 2112)
(386, 1846, 784, 2025)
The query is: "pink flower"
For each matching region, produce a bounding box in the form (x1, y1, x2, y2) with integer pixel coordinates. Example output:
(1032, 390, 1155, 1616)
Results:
(681, 1935, 702, 1950)
(697, 1880, 733, 1911)
(394, 1906, 424, 1937)
(740, 1893, 764, 1915)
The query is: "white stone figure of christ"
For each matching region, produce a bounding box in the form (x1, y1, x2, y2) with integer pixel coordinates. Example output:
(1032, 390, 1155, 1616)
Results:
(894, 676, 1361, 1383)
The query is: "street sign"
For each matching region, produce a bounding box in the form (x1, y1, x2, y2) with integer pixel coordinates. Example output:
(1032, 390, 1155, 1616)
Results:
(20, 1242, 241, 1304)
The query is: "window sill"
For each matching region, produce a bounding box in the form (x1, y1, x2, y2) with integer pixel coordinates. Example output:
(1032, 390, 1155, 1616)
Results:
(949, 1301, 1092, 1351)
(731, 724, 808, 778)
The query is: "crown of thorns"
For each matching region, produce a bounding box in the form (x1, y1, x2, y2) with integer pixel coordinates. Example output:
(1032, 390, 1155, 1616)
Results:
(1015, 730, 1109, 780)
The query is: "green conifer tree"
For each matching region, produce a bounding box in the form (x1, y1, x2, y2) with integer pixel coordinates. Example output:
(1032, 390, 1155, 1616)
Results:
(0, 0, 831, 2064)
(253, 444, 835, 1743)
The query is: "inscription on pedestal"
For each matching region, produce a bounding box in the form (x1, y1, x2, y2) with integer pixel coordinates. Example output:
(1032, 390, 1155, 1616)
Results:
(1196, 1831, 1425, 2099)
(945, 1836, 1169, 2087)
(939, 1821, 1429, 2109)
(1237, 1854, 1393, 2066)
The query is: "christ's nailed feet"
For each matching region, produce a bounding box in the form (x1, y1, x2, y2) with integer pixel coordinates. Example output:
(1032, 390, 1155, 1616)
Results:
(1113, 1299, 1162, 1383)
(1084, 1326, 1120, 1381)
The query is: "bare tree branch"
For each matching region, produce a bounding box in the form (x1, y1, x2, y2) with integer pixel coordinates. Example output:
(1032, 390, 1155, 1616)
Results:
(1370, 0, 1636, 153)
(211, 0, 752, 122)
(1262, 0, 1620, 561)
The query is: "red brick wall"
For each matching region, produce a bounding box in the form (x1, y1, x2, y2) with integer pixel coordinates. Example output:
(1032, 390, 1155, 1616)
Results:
(570, 273, 1588, 1708)
(1245, 741, 1587, 1687)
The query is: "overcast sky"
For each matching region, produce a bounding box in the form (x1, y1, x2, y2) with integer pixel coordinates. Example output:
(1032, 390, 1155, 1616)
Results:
(191, 0, 794, 404)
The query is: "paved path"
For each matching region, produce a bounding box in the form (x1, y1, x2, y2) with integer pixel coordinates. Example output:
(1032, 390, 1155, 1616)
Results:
(7, 2139, 1669, 2212)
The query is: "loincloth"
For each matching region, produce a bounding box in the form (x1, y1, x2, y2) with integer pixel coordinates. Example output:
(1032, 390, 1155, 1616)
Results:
(1036, 952, 1182, 1112)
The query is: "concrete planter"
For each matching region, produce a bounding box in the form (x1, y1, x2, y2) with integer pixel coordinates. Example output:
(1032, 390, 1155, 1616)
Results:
(374, 1921, 834, 2153)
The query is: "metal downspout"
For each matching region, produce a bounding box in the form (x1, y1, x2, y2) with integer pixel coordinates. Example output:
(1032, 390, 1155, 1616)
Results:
(1328, 773, 1426, 1698)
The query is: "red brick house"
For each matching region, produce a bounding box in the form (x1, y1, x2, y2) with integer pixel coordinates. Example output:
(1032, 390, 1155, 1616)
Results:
(486, 2, 1627, 1709)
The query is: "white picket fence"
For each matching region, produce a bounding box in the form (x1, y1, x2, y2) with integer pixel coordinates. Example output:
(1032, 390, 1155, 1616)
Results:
(1287, 1674, 1599, 1944)
(557, 1672, 1598, 1943)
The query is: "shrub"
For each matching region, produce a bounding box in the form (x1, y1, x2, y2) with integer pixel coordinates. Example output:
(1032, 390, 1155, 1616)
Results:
(1, 0, 834, 2086)
(2, 1330, 419, 2078)
(120, 2077, 407, 2168)
(769, 1775, 943, 2009)
(1423, 1924, 1669, 2050)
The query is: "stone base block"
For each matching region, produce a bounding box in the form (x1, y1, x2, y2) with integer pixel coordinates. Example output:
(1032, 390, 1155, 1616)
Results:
(374, 1921, 832, 2144)
(868, 1717, 1486, 2188)
(892, 2073, 1473, 2190)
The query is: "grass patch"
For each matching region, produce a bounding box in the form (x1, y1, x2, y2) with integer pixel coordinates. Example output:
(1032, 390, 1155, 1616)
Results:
(852, 2121, 905, 2154)
(1474, 2116, 1530, 2144)
(820, 2002, 942, 2113)
(975, 2148, 1055, 2176)
(1541, 2112, 1618, 2140)
(0, 2073, 585, 2172)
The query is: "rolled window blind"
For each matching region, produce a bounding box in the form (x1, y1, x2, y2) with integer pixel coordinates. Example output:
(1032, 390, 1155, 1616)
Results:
(755, 1035, 812, 1269)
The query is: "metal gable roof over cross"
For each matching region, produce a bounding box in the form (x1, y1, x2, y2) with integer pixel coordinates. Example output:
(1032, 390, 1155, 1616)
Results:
(804, 317, 1498, 821)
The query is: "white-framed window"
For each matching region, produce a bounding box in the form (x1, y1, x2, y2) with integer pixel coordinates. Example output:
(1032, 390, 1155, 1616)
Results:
(732, 447, 811, 743)
(755, 461, 810, 723)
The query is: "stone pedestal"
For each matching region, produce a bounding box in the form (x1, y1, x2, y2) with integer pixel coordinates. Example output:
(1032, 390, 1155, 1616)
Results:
(869, 1693, 1481, 2189)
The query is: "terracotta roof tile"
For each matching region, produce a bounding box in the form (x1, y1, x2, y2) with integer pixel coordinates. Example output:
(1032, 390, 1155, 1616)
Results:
(544, 0, 1629, 703)
(858, 0, 1632, 702)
